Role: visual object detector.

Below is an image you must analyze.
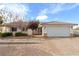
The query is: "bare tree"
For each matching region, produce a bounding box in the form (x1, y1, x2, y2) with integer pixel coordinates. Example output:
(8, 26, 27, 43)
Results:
(0, 9, 21, 24)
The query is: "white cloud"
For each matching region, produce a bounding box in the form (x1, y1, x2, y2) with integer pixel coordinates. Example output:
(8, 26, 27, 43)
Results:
(36, 15, 48, 21)
(65, 4, 79, 10)
(50, 4, 63, 14)
(36, 9, 48, 21)
(38, 9, 47, 15)
(50, 3, 79, 14)
(40, 3, 79, 15)
(36, 3, 79, 22)
(0, 5, 5, 9)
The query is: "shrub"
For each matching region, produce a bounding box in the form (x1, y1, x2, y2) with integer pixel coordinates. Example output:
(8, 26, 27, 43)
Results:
(15, 32, 27, 36)
(0, 32, 2, 37)
(1, 32, 12, 37)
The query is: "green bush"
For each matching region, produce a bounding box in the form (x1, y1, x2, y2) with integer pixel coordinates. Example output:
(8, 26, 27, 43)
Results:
(15, 32, 27, 36)
(0, 32, 2, 37)
(1, 32, 12, 37)
(0, 32, 27, 37)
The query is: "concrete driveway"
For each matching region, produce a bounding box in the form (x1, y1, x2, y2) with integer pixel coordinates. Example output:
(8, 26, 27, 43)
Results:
(0, 37, 79, 55)
(30, 37, 79, 56)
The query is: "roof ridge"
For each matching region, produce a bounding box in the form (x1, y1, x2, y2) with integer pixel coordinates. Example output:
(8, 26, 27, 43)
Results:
(41, 21, 78, 25)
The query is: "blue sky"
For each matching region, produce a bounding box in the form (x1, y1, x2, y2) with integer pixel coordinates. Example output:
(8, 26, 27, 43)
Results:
(0, 3, 79, 24)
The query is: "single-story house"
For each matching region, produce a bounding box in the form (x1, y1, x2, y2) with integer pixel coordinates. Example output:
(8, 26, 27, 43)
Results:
(41, 21, 78, 37)
(0, 20, 28, 33)
(0, 20, 78, 37)
(73, 27, 79, 36)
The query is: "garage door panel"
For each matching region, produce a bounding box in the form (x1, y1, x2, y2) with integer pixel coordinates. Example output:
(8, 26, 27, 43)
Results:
(46, 26, 70, 37)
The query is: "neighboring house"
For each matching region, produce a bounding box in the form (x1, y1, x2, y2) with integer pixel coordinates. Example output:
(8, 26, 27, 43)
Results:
(73, 27, 79, 36)
(0, 21, 78, 37)
(41, 21, 78, 37)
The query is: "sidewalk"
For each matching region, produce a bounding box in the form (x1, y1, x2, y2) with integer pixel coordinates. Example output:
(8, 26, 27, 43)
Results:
(0, 37, 43, 44)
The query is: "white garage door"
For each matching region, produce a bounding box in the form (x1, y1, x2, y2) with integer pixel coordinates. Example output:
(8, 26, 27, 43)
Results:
(46, 26, 70, 37)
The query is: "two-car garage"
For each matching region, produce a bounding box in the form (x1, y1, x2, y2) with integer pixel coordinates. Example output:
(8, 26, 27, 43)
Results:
(41, 21, 77, 37)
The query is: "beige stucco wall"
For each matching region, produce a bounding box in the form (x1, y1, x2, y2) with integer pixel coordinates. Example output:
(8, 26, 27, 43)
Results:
(17, 28, 22, 32)
(1, 26, 11, 33)
(27, 29, 32, 35)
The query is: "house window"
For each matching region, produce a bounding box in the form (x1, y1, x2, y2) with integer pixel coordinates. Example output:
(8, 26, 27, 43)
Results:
(11, 27, 17, 32)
